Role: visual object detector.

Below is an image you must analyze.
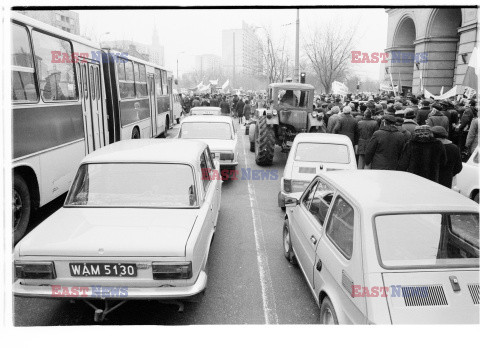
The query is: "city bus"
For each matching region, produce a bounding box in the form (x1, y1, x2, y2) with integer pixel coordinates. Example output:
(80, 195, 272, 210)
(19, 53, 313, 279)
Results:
(11, 12, 173, 243)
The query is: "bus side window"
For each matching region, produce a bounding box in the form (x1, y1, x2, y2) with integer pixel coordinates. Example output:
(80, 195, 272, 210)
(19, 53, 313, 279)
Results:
(135, 63, 147, 97)
(11, 23, 38, 103)
(31, 30, 77, 102)
(154, 68, 162, 97)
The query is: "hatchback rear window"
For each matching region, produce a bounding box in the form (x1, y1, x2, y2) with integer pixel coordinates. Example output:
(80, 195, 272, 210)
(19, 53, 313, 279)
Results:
(294, 142, 350, 164)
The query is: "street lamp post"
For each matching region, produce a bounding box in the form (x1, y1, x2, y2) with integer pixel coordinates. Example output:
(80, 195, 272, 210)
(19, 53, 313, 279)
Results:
(176, 51, 186, 87)
(294, 8, 299, 83)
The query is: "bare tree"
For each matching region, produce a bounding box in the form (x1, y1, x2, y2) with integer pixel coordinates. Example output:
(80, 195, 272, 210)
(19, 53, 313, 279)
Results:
(304, 22, 356, 93)
(256, 27, 290, 84)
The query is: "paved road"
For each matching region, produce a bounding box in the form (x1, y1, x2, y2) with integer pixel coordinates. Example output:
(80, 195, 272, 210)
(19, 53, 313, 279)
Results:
(14, 120, 319, 325)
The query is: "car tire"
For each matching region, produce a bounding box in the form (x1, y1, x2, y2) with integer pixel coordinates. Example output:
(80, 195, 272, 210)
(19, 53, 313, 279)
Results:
(283, 220, 297, 266)
(160, 118, 169, 138)
(13, 174, 31, 245)
(131, 127, 140, 139)
(254, 113, 275, 166)
(320, 297, 339, 325)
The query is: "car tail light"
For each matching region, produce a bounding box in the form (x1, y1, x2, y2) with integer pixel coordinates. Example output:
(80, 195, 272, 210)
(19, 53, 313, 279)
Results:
(220, 152, 234, 161)
(292, 180, 310, 193)
(284, 179, 292, 193)
(15, 261, 56, 279)
(152, 262, 192, 280)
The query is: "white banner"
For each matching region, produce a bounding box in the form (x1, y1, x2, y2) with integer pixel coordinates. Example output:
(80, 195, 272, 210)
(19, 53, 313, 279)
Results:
(332, 81, 348, 95)
(221, 79, 229, 90)
(209, 79, 218, 85)
(380, 83, 398, 92)
(196, 81, 204, 89)
(424, 86, 458, 100)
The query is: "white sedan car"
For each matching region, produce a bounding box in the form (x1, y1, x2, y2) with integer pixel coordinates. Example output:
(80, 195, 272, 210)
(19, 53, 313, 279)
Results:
(278, 133, 356, 209)
(178, 116, 238, 170)
(283, 170, 479, 324)
(453, 147, 478, 203)
(14, 139, 222, 321)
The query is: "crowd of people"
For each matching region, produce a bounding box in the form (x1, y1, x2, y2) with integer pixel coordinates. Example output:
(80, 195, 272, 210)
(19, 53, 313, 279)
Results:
(312, 92, 477, 188)
(179, 90, 478, 189)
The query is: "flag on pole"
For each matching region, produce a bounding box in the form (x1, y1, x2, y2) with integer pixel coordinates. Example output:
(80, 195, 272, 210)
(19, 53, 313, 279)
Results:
(398, 71, 402, 94)
(463, 46, 478, 91)
(439, 86, 444, 95)
(419, 70, 423, 92)
(388, 70, 396, 97)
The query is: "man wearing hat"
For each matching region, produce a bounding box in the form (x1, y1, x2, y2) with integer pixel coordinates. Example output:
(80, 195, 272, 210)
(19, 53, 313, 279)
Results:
(427, 103, 450, 132)
(327, 106, 341, 133)
(333, 105, 358, 147)
(398, 125, 446, 183)
(365, 114, 406, 170)
(416, 99, 431, 126)
(402, 108, 418, 134)
(356, 109, 379, 169)
(431, 126, 462, 188)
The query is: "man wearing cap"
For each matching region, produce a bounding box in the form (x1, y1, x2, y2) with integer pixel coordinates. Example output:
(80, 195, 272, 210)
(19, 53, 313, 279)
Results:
(402, 108, 418, 134)
(398, 125, 446, 183)
(426, 103, 449, 132)
(327, 106, 341, 133)
(416, 99, 431, 126)
(356, 109, 378, 169)
(333, 105, 358, 147)
(365, 114, 406, 170)
(431, 126, 462, 188)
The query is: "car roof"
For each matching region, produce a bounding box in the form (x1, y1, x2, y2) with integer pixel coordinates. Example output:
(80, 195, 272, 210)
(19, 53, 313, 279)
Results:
(191, 107, 221, 111)
(81, 139, 207, 165)
(269, 82, 315, 90)
(293, 133, 353, 145)
(319, 170, 478, 213)
(182, 116, 233, 123)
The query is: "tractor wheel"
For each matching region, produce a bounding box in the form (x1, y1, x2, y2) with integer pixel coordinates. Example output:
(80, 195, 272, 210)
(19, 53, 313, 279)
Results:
(254, 114, 275, 166)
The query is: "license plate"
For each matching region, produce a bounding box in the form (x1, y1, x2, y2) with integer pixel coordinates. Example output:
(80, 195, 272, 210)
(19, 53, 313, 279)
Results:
(69, 263, 137, 277)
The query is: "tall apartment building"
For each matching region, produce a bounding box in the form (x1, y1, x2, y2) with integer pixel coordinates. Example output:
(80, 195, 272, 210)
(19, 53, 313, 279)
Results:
(222, 22, 263, 85)
(195, 54, 222, 77)
(16, 10, 80, 35)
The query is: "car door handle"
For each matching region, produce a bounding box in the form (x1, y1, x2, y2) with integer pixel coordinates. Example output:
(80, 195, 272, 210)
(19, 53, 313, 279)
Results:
(310, 236, 317, 245)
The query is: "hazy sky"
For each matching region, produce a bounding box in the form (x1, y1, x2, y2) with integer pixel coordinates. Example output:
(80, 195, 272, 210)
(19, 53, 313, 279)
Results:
(77, 8, 388, 80)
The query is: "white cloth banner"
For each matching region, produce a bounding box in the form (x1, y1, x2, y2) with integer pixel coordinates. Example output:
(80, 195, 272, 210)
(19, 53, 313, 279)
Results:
(332, 81, 348, 95)
(221, 79, 229, 90)
(209, 79, 218, 85)
(424, 86, 458, 100)
(380, 83, 398, 92)
(196, 81, 204, 89)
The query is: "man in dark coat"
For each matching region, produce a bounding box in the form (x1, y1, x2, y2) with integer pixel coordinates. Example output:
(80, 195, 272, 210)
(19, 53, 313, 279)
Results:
(236, 97, 245, 122)
(219, 96, 230, 116)
(426, 103, 449, 132)
(431, 126, 462, 188)
(397, 125, 447, 183)
(402, 108, 418, 134)
(356, 109, 378, 169)
(333, 106, 358, 146)
(416, 99, 431, 125)
(365, 114, 406, 170)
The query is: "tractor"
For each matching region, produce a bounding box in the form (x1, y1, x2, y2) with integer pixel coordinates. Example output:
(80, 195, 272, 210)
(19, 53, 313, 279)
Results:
(248, 82, 322, 166)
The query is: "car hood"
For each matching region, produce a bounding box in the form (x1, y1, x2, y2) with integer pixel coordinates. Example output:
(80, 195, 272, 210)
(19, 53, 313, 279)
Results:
(382, 270, 479, 324)
(202, 139, 236, 152)
(18, 208, 198, 257)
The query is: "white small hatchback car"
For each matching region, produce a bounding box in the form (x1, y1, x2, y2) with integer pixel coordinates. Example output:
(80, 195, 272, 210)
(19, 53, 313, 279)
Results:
(14, 139, 222, 321)
(453, 146, 479, 203)
(178, 116, 238, 170)
(278, 133, 356, 209)
(283, 170, 479, 324)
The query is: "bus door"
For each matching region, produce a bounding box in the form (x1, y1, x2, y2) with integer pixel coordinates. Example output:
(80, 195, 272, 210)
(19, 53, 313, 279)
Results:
(148, 74, 158, 137)
(77, 59, 104, 153)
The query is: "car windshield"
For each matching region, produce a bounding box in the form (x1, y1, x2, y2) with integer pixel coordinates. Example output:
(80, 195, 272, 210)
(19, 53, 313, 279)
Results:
(294, 142, 350, 164)
(375, 213, 479, 268)
(65, 163, 197, 208)
(277, 89, 311, 108)
(180, 122, 232, 140)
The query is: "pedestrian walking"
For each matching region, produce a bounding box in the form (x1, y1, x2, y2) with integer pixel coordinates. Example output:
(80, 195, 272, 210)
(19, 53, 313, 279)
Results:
(364, 114, 406, 170)
(397, 125, 447, 183)
(326, 106, 341, 133)
(356, 109, 378, 169)
(465, 117, 478, 155)
(333, 106, 358, 147)
(243, 99, 252, 125)
(426, 103, 449, 132)
(220, 96, 230, 116)
(431, 126, 462, 188)
(236, 97, 245, 124)
(416, 99, 431, 126)
(402, 108, 418, 134)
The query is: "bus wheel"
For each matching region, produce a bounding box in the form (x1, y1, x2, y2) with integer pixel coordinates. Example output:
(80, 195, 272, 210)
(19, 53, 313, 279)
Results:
(13, 175, 31, 244)
(161, 118, 169, 138)
(131, 127, 140, 139)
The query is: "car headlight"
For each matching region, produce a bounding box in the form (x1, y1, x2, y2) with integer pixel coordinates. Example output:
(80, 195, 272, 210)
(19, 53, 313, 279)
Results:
(15, 261, 56, 279)
(283, 179, 292, 193)
(220, 152, 234, 161)
(272, 109, 278, 116)
(312, 111, 318, 117)
(152, 262, 192, 280)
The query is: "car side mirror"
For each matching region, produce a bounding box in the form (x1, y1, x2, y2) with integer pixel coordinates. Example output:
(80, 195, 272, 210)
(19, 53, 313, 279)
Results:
(284, 196, 298, 207)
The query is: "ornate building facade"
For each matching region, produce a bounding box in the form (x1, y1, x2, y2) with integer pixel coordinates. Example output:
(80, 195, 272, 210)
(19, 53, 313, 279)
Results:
(384, 8, 478, 95)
